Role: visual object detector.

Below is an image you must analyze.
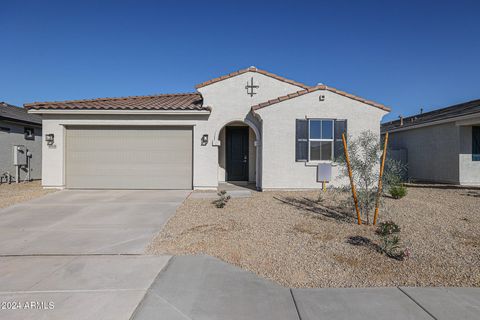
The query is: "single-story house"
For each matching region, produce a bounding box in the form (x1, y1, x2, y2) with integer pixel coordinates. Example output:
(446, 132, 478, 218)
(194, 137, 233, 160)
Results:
(0, 102, 42, 181)
(382, 99, 480, 185)
(26, 67, 389, 190)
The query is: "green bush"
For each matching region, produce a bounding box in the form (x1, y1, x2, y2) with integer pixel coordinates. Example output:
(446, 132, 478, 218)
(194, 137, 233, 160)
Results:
(376, 220, 400, 236)
(376, 221, 407, 260)
(212, 190, 231, 208)
(389, 185, 407, 199)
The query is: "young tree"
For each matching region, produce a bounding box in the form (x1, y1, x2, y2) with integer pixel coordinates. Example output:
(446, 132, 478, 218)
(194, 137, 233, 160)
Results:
(337, 131, 405, 224)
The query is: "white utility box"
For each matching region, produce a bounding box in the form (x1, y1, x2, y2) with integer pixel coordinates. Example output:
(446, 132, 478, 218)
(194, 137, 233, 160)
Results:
(13, 145, 27, 166)
(317, 163, 332, 182)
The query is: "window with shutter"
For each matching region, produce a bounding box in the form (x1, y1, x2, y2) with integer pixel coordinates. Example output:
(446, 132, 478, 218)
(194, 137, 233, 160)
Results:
(296, 119, 308, 161)
(473, 126, 480, 161)
(295, 119, 347, 162)
(334, 120, 347, 160)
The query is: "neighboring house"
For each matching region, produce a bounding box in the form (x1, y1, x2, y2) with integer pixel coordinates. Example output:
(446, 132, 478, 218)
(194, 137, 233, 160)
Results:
(0, 102, 42, 181)
(382, 99, 480, 186)
(25, 67, 389, 190)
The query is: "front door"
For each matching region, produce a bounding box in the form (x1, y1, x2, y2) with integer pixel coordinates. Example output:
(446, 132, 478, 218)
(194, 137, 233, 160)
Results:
(226, 127, 249, 181)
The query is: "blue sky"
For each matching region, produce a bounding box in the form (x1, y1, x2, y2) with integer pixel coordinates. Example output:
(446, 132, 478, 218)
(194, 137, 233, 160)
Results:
(1, 0, 479, 122)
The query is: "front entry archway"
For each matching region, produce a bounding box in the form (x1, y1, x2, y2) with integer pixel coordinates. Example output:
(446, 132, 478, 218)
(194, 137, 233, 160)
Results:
(216, 119, 261, 188)
(226, 126, 249, 181)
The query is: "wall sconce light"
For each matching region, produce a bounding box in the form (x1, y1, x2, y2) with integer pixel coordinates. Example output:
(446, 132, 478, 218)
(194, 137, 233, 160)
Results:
(201, 134, 208, 146)
(45, 134, 55, 146)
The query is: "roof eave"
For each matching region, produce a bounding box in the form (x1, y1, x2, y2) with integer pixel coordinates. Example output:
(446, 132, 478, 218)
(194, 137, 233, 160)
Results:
(251, 85, 391, 113)
(28, 109, 211, 115)
(0, 116, 42, 126)
(195, 67, 310, 90)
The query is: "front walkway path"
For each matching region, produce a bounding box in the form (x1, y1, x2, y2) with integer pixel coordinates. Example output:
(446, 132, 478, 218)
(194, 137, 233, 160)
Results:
(132, 255, 480, 320)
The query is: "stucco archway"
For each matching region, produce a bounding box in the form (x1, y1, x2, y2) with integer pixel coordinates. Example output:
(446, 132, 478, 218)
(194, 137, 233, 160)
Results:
(215, 119, 261, 189)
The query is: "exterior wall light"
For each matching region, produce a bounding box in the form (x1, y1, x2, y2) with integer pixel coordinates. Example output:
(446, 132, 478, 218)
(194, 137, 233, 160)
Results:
(45, 134, 55, 146)
(201, 134, 208, 146)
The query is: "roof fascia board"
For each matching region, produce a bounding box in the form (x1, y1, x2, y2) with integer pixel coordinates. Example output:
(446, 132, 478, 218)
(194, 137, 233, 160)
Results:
(0, 116, 42, 126)
(28, 109, 211, 115)
(252, 85, 390, 113)
(196, 67, 309, 90)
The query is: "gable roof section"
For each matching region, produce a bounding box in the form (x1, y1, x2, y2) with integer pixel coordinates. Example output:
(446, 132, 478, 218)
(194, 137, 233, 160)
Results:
(251, 84, 391, 112)
(0, 102, 42, 125)
(195, 66, 310, 90)
(25, 93, 210, 111)
(381, 99, 480, 132)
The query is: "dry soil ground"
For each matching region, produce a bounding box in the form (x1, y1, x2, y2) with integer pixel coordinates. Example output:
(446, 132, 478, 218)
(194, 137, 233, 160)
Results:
(0, 180, 56, 209)
(149, 187, 480, 288)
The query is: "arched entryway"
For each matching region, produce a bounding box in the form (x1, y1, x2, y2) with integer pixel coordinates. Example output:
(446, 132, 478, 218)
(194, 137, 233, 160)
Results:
(216, 119, 261, 189)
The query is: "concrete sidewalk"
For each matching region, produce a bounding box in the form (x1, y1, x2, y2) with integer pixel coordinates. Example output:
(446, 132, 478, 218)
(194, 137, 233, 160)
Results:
(0, 255, 171, 320)
(132, 255, 480, 320)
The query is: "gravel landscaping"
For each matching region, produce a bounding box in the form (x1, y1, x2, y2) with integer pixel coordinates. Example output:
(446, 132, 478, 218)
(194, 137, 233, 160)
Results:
(149, 187, 480, 288)
(0, 180, 56, 209)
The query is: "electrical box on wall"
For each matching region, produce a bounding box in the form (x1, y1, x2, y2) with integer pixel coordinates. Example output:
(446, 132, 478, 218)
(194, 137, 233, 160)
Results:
(13, 145, 27, 166)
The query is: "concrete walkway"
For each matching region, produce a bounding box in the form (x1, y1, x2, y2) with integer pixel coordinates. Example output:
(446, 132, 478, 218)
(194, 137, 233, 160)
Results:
(132, 255, 480, 320)
(0, 190, 188, 320)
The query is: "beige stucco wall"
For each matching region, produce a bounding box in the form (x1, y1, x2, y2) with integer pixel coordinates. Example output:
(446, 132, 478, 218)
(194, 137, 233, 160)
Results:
(388, 123, 461, 184)
(0, 120, 42, 180)
(255, 90, 388, 189)
(459, 125, 480, 185)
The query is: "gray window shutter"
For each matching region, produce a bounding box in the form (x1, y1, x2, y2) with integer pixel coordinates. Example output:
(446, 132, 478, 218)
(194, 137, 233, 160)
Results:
(473, 126, 480, 161)
(334, 120, 347, 160)
(296, 119, 308, 161)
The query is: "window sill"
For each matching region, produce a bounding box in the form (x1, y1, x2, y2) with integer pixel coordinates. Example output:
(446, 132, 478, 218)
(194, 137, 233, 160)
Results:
(304, 161, 339, 167)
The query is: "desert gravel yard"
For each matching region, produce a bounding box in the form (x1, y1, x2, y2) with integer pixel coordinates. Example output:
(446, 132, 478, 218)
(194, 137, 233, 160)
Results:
(0, 180, 56, 209)
(149, 187, 480, 288)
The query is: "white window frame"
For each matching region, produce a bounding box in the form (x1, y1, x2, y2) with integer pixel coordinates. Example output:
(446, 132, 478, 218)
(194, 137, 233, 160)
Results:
(308, 119, 334, 162)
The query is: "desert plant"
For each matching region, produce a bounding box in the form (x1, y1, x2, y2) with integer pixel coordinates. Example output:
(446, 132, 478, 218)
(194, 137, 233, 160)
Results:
(376, 221, 406, 260)
(376, 220, 400, 236)
(379, 234, 404, 259)
(389, 185, 407, 199)
(383, 158, 407, 188)
(337, 131, 383, 224)
(337, 131, 408, 224)
(212, 190, 231, 208)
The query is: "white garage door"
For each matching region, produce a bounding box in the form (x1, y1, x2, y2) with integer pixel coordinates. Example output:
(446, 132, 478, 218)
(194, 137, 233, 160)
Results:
(66, 126, 192, 189)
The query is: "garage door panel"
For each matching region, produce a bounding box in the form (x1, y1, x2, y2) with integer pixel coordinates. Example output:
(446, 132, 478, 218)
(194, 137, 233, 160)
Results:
(66, 126, 192, 189)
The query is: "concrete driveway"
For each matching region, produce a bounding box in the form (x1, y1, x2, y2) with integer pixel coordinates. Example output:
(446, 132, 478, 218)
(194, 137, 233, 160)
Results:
(0, 190, 188, 319)
(0, 189, 189, 254)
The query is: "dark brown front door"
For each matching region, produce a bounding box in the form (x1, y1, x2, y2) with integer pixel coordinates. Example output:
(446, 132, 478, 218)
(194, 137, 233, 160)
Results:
(226, 127, 249, 181)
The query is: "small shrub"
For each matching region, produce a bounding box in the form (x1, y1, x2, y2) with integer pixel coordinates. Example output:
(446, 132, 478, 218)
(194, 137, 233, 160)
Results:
(376, 220, 401, 236)
(389, 185, 407, 199)
(376, 221, 407, 260)
(212, 190, 231, 208)
(379, 234, 404, 259)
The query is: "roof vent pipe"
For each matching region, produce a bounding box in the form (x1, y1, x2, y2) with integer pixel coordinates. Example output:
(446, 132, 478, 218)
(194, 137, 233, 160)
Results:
(399, 115, 404, 126)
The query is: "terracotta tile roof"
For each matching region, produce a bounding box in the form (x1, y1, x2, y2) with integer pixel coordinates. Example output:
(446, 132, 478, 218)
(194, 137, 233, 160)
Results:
(0, 102, 42, 124)
(24, 93, 209, 111)
(195, 66, 310, 89)
(251, 85, 391, 112)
